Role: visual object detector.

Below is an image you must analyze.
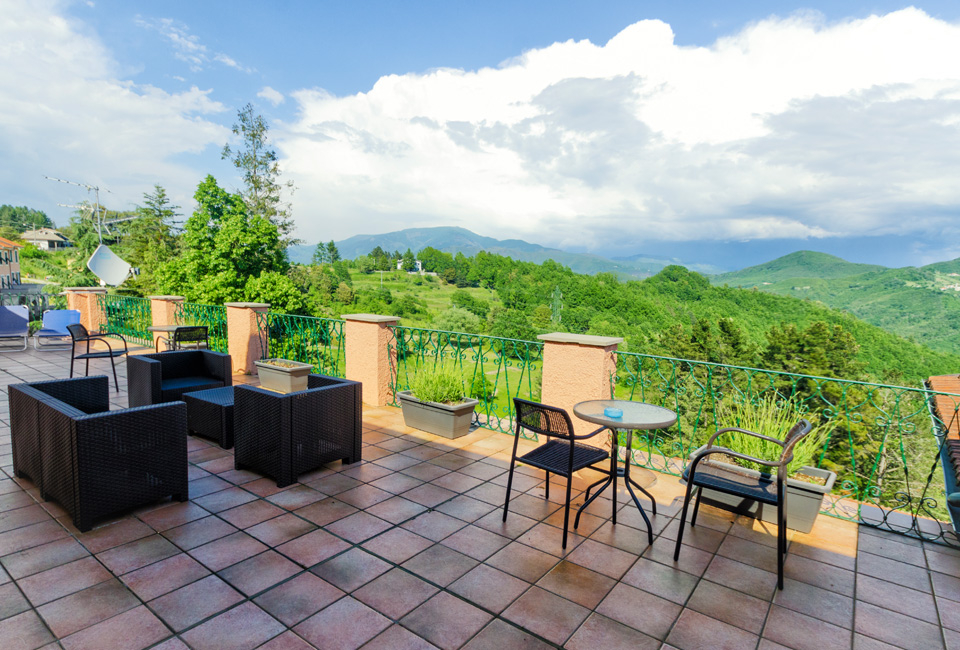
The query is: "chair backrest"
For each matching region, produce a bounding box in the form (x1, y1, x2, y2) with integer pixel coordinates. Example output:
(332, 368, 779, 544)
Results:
(779, 419, 813, 465)
(513, 398, 575, 440)
(66, 322, 90, 341)
(173, 326, 208, 347)
(0, 305, 28, 336)
(41, 309, 81, 334)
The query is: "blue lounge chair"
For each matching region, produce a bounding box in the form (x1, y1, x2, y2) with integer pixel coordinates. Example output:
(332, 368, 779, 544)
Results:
(0, 305, 29, 351)
(34, 309, 81, 350)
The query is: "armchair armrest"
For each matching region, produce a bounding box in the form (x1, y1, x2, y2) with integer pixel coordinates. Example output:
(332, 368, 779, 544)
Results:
(706, 426, 784, 448)
(201, 350, 233, 385)
(571, 424, 611, 441)
(691, 445, 781, 470)
(127, 355, 162, 407)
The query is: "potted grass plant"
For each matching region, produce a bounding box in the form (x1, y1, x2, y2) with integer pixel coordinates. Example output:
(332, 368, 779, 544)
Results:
(397, 366, 479, 439)
(689, 397, 837, 533)
(255, 358, 313, 393)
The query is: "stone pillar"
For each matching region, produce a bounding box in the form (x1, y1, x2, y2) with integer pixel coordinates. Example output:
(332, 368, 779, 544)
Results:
(538, 333, 623, 434)
(225, 302, 270, 375)
(64, 287, 107, 332)
(342, 314, 400, 407)
(148, 296, 184, 351)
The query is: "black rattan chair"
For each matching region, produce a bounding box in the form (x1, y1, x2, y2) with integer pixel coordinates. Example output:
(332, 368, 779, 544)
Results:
(127, 350, 232, 407)
(674, 419, 813, 589)
(155, 325, 209, 353)
(234, 374, 362, 487)
(503, 398, 611, 548)
(9, 375, 187, 531)
(67, 323, 129, 391)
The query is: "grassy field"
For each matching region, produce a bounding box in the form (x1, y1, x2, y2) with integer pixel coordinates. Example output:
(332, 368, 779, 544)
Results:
(349, 270, 500, 325)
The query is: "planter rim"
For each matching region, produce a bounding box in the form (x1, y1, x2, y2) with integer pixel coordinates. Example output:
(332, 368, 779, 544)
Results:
(689, 445, 837, 495)
(255, 358, 313, 370)
(396, 389, 479, 412)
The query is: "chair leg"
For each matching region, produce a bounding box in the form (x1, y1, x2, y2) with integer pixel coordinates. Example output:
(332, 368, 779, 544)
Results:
(502, 456, 518, 522)
(674, 478, 697, 561)
(691, 487, 703, 527)
(109, 358, 119, 392)
(544, 471, 550, 500)
(777, 500, 785, 590)
(562, 476, 573, 549)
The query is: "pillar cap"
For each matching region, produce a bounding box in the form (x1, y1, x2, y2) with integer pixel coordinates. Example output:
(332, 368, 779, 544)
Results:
(342, 313, 399, 323)
(538, 332, 623, 347)
(224, 302, 270, 309)
(147, 295, 185, 301)
(63, 287, 107, 292)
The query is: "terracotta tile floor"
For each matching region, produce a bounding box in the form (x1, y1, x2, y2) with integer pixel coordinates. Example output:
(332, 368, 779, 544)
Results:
(1, 347, 959, 649)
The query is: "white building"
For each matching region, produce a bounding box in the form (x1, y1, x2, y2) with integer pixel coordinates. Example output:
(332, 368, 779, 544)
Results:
(21, 228, 70, 250)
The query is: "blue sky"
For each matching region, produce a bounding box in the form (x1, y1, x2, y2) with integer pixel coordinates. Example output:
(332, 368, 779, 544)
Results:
(3, 1, 960, 270)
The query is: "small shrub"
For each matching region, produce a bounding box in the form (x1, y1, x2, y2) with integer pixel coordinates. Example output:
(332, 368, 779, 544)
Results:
(710, 396, 831, 475)
(411, 366, 466, 404)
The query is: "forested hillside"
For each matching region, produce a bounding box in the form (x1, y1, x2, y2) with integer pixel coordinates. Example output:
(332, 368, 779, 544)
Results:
(712, 251, 960, 355)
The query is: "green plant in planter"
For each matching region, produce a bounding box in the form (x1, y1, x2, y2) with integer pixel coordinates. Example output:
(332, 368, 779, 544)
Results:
(411, 366, 467, 404)
(710, 396, 832, 476)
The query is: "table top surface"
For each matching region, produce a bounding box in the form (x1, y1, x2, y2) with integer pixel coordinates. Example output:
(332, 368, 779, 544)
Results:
(182, 386, 235, 405)
(573, 399, 677, 430)
(147, 325, 185, 332)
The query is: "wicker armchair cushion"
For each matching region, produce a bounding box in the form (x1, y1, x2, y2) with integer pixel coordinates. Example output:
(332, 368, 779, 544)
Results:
(128, 350, 232, 407)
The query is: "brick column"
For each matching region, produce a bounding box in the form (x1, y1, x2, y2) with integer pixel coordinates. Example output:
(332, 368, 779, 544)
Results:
(63, 287, 107, 332)
(225, 302, 270, 375)
(148, 296, 184, 351)
(538, 333, 622, 434)
(342, 314, 399, 407)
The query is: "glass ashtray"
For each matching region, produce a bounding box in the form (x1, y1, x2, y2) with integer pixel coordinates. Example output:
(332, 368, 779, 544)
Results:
(604, 407, 623, 419)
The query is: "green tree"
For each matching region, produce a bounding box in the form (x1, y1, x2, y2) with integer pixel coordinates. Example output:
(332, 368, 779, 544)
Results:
(311, 242, 328, 265)
(156, 175, 286, 303)
(326, 241, 341, 263)
(401, 248, 416, 272)
(0, 205, 52, 233)
(245, 271, 305, 314)
(221, 103, 296, 246)
(123, 185, 179, 294)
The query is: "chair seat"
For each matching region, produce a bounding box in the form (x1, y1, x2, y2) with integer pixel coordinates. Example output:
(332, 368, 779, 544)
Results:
(162, 376, 225, 394)
(683, 462, 780, 505)
(519, 439, 610, 476)
(74, 349, 127, 360)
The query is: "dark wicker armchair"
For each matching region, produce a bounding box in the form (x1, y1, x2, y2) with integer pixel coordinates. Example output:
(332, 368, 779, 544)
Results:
(675, 419, 813, 590)
(9, 375, 187, 532)
(234, 374, 362, 487)
(127, 349, 232, 407)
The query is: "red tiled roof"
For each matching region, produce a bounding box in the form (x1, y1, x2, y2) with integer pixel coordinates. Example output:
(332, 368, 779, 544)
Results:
(928, 375, 960, 440)
(0, 236, 23, 248)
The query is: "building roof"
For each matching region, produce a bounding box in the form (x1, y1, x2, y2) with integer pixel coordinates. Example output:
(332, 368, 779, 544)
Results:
(928, 375, 960, 440)
(0, 236, 23, 248)
(21, 227, 68, 242)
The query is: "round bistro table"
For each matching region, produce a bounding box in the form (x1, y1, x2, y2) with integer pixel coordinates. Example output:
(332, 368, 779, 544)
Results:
(573, 399, 678, 544)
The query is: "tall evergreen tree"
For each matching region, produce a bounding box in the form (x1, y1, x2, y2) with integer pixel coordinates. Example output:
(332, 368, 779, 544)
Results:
(221, 103, 296, 247)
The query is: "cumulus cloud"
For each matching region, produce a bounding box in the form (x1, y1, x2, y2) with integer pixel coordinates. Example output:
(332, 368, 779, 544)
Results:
(0, 0, 229, 219)
(258, 86, 285, 106)
(282, 8, 960, 254)
(135, 16, 253, 73)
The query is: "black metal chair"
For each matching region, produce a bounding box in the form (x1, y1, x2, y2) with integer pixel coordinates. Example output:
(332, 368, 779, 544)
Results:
(155, 325, 209, 353)
(66, 323, 129, 392)
(503, 398, 611, 548)
(674, 419, 813, 589)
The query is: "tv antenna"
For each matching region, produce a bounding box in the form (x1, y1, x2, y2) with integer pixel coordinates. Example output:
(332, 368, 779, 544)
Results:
(45, 175, 136, 286)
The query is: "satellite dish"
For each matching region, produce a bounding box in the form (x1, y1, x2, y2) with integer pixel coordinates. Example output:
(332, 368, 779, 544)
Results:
(86, 244, 133, 286)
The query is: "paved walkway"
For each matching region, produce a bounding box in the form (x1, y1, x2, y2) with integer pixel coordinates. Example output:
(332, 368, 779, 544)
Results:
(0, 347, 957, 649)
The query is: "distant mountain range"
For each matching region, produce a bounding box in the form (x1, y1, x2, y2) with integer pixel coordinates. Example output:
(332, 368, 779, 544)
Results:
(714, 250, 960, 355)
(288, 226, 724, 278)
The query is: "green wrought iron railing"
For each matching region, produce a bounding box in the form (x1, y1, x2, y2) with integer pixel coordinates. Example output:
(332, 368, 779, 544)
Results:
(388, 326, 544, 435)
(175, 302, 228, 353)
(97, 294, 152, 346)
(613, 350, 960, 545)
(256, 312, 346, 377)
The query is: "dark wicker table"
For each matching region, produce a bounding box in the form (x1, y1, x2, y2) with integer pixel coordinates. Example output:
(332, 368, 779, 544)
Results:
(183, 386, 235, 449)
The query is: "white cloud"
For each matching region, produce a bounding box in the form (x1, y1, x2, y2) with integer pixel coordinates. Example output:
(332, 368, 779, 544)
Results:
(282, 8, 960, 254)
(257, 86, 285, 106)
(135, 16, 253, 74)
(0, 0, 229, 219)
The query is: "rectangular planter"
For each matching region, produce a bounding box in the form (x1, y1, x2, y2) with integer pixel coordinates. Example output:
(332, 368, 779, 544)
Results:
(397, 390, 479, 439)
(255, 359, 313, 394)
(689, 448, 836, 534)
